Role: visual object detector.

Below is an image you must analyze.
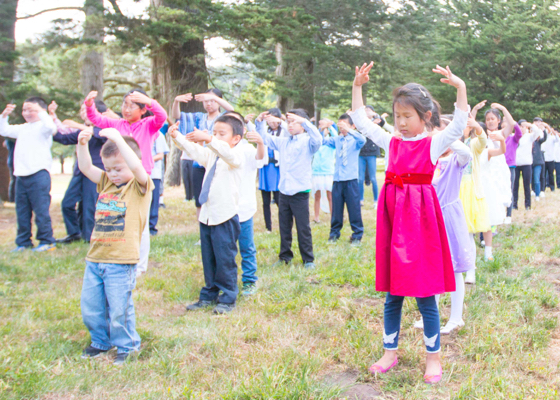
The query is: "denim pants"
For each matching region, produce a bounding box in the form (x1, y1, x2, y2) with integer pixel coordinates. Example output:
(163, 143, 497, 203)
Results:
(149, 178, 161, 235)
(181, 159, 194, 201)
(199, 215, 241, 304)
(330, 179, 363, 241)
(506, 166, 516, 217)
(239, 217, 258, 283)
(358, 156, 378, 201)
(81, 262, 141, 354)
(61, 172, 98, 241)
(15, 169, 55, 247)
(532, 164, 543, 196)
(383, 293, 441, 353)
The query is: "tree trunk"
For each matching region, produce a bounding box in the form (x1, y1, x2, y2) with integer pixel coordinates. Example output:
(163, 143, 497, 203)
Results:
(81, 0, 104, 99)
(60, 154, 65, 174)
(150, 0, 209, 187)
(0, 0, 18, 202)
(292, 58, 315, 116)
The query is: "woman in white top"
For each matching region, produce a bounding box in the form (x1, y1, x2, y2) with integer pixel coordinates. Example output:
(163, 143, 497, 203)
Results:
(513, 120, 543, 210)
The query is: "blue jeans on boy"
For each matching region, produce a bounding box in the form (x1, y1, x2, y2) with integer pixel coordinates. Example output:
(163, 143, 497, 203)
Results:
(533, 164, 543, 196)
(149, 178, 161, 235)
(62, 172, 98, 241)
(239, 217, 258, 284)
(383, 293, 441, 353)
(15, 169, 55, 247)
(330, 180, 363, 241)
(81, 261, 141, 354)
(358, 156, 378, 202)
(199, 215, 241, 304)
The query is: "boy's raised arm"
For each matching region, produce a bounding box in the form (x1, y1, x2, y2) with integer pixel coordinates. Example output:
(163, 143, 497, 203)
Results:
(168, 122, 211, 167)
(0, 104, 22, 139)
(77, 130, 104, 184)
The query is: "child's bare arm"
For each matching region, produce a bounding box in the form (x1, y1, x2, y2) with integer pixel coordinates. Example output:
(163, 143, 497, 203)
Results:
(77, 130, 103, 184)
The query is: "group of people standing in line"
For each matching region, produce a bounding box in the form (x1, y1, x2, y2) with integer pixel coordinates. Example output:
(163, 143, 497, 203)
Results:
(1, 60, 557, 383)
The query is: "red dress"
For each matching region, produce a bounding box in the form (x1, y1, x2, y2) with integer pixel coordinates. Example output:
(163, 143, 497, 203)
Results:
(376, 136, 456, 297)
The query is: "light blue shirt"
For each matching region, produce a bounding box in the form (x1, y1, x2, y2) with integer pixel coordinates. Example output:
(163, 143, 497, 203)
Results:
(151, 133, 170, 180)
(323, 129, 366, 182)
(257, 119, 322, 195)
(312, 126, 338, 175)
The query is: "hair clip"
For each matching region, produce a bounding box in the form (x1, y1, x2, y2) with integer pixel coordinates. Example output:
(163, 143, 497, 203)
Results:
(419, 88, 427, 98)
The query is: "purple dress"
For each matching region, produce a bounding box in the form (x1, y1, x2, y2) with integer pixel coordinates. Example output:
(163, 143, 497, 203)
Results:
(433, 154, 475, 273)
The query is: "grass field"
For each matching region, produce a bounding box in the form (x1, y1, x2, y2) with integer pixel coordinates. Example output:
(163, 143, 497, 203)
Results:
(1, 174, 560, 399)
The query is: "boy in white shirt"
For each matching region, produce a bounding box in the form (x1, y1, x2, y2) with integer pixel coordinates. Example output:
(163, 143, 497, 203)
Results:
(149, 132, 170, 235)
(0, 98, 58, 252)
(168, 115, 245, 314)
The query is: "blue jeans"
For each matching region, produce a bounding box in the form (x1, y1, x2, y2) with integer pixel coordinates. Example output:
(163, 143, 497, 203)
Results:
(62, 172, 98, 241)
(149, 178, 161, 235)
(533, 164, 542, 196)
(81, 262, 141, 354)
(358, 156, 378, 202)
(383, 293, 441, 353)
(330, 179, 363, 241)
(15, 169, 55, 247)
(239, 218, 258, 283)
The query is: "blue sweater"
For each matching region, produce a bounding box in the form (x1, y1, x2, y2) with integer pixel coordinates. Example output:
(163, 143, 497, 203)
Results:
(53, 127, 106, 176)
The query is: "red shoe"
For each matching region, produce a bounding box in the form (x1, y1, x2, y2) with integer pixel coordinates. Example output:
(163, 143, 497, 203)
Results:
(424, 365, 443, 384)
(368, 357, 398, 374)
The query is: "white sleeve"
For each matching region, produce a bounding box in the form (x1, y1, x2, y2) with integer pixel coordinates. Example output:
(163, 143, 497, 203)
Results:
(430, 107, 469, 164)
(382, 121, 394, 133)
(449, 140, 471, 166)
(351, 107, 392, 151)
(0, 116, 24, 139)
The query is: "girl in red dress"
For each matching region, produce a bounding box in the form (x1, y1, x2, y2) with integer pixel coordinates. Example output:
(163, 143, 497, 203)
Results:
(351, 62, 469, 384)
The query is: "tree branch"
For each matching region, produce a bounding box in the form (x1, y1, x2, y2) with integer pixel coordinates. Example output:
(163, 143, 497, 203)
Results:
(17, 7, 84, 20)
(107, 0, 123, 16)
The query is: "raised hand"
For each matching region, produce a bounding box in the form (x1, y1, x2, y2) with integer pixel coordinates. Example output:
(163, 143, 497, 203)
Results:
(128, 91, 152, 106)
(381, 112, 389, 120)
(78, 129, 93, 145)
(62, 119, 84, 129)
(337, 120, 353, 133)
(168, 121, 180, 139)
(286, 112, 307, 125)
(490, 103, 506, 111)
(488, 131, 504, 142)
(353, 62, 374, 87)
(2, 104, 16, 118)
(175, 93, 193, 103)
(245, 113, 256, 123)
(246, 131, 263, 145)
(48, 101, 58, 116)
(84, 91, 98, 107)
(432, 65, 465, 89)
(473, 100, 487, 111)
(467, 116, 483, 135)
(99, 128, 122, 142)
(194, 93, 216, 102)
(265, 113, 283, 125)
(186, 127, 211, 144)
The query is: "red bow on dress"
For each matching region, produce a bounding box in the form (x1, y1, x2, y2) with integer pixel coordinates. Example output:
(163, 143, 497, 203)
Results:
(385, 171, 433, 189)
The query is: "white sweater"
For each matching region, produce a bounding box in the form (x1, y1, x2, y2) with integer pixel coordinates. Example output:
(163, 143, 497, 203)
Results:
(515, 125, 543, 167)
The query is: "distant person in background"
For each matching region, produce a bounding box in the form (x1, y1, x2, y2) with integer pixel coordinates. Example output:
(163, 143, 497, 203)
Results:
(359, 105, 382, 207)
(4, 138, 16, 202)
(312, 119, 337, 223)
(149, 131, 170, 236)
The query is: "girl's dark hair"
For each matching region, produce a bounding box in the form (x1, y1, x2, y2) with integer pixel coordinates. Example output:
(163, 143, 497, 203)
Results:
(206, 88, 223, 98)
(338, 113, 354, 125)
(484, 108, 502, 130)
(288, 108, 310, 120)
(124, 88, 153, 119)
(392, 83, 441, 130)
(95, 100, 108, 114)
(268, 107, 282, 119)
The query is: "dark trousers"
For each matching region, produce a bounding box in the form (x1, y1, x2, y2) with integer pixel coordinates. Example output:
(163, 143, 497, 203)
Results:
(545, 161, 555, 191)
(330, 179, 364, 241)
(506, 166, 516, 217)
(181, 160, 194, 200)
(199, 215, 241, 304)
(15, 169, 55, 247)
(541, 162, 546, 191)
(193, 166, 205, 208)
(62, 172, 98, 241)
(149, 178, 161, 235)
(278, 192, 314, 263)
(556, 162, 560, 188)
(8, 164, 16, 203)
(261, 190, 280, 231)
(513, 165, 532, 209)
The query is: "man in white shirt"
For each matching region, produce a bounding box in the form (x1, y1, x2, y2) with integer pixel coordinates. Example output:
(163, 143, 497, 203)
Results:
(0, 97, 58, 252)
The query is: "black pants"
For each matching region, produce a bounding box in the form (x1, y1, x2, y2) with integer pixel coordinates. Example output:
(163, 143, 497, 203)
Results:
(545, 161, 555, 191)
(193, 166, 205, 208)
(181, 159, 194, 200)
(330, 179, 363, 241)
(61, 172, 99, 242)
(15, 169, 55, 247)
(513, 165, 532, 210)
(261, 190, 280, 231)
(199, 215, 240, 304)
(278, 192, 314, 263)
(149, 178, 161, 235)
(506, 166, 516, 217)
(8, 163, 16, 203)
(556, 162, 560, 188)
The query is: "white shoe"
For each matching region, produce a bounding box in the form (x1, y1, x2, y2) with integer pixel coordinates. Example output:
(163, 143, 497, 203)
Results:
(360, 200, 364, 206)
(414, 319, 424, 329)
(536, 196, 540, 202)
(374, 202, 378, 209)
(504, 217, 512, 224)
(481, 240, 485, 247)
(465, 270, 476, 284)
(541, 192, 546, 198)
(531, 191, 536, 197)
(441, 320, 465, 335)
(195, 240, 201, 246)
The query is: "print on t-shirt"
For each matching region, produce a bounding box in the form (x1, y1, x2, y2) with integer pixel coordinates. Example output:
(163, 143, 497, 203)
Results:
(94, 193, 127, 232)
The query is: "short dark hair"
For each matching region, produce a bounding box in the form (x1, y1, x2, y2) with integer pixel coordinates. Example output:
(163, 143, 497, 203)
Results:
(338, 113, 354, 125)
(224, 111, 247, 130)
(206, 88, 223, 98)
(215, 115, 244, 137)
(101, 135, 142, 160)
(392, 83, 441, 130)
(24, 96, 48, 110)
(365, 105, 375, 112)
(518, 119, 527, 125)
(534, 117, 543, 122)
(268, 108, 282, 119)
(288, 108, 310, 120)
(95, 100, 108, 114)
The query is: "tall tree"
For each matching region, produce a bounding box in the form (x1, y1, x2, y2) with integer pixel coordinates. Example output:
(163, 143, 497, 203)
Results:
(81, 0, 106, 99)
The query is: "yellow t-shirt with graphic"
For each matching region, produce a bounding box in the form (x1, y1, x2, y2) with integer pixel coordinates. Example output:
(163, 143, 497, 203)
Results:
(86, 173, 153, 264)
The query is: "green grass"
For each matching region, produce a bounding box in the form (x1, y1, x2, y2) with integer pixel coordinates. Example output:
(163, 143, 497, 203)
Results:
(1, 182, 560, 399)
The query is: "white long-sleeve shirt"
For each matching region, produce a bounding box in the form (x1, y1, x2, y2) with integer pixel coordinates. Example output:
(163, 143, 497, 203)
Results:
(237, 139, 266, 223)
(515, 125, 543, 166)
(0, 111, 57, 176)
(352, 106, 468, 166)
(542, 132, 556, 162)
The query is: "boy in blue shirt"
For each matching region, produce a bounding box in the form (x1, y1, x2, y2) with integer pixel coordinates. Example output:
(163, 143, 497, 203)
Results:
(323, 114, 366, 245)
(256, 109, 322, 268)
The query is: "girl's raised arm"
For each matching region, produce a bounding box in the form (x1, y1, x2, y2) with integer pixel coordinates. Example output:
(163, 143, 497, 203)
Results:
(432, 65, 468, 112)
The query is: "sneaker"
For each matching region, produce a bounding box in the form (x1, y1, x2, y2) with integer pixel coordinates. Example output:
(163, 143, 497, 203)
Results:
(186, 300, 215, 311)
(113, 352, 137, 366)
(360, 200, 364, 206)
(81, 345, 110, 359)
(531, 191, 536, 197)
(194, 240, 201, 246)
(541, 192, 546, 198)
(327, 237, 337, 244)
(504, 216, 512, 224)
(484, 255, 494, 262)
(241, 282, 257, 296)
(374, 202, 378, 210)
(159, 203, 166, 209)
(271, 260, 289, 267)
(525, 206, 531, 211)
(536, 196, 540, 202)
(56, 234, 82, 244)
(213, 303, 236, 314)
(441, 320, 465, 335)
(11, 246, 30, 253)
(33, 243, 56, 252)
(304, 262, 316, 269)
(350, 239, 361, 247)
